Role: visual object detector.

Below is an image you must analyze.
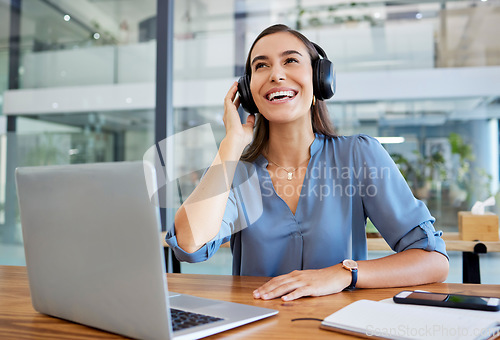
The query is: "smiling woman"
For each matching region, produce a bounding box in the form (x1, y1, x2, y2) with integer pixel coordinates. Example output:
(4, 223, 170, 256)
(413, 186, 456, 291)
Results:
(249, 33, 314, 122)
(238, 25, 336, 162)
(167, 24, 449, 302)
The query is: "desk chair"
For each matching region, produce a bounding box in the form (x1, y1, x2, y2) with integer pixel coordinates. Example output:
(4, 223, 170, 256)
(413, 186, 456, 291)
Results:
(164, 247, 181, 273)
(161, 178, 183, 273)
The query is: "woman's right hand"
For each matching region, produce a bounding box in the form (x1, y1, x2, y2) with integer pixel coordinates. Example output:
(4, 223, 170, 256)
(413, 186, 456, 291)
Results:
(223, 81, 256, 150)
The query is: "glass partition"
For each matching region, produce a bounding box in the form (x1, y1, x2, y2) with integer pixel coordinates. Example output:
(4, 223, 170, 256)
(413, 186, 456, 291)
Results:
(0, 0, 157, 265)
(1, 0, 500, 270)
(169, 0, 500, 236)
(0, 0, 9, 115)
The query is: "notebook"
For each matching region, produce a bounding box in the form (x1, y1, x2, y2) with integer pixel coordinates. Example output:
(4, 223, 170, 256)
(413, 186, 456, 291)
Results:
(15, 161, 277, 340)
(320, 299, 500, 340)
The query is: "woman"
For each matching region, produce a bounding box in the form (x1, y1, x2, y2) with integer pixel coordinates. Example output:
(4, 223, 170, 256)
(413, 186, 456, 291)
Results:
(166, 24, 449, 302)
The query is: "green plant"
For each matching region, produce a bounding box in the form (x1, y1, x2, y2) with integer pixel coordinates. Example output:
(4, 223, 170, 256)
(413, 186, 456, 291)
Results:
(448, 133, 492, 206)
(391, 148, 446, 199)
(365, 218, 379, 235)
(23, 134, 69, 166)
(449, 132, 474, 186)
(294, 1, 378, 29)
(449, 133, 474, 163)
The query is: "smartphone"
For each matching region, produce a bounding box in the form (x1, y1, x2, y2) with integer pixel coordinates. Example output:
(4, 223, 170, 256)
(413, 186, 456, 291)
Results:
(393, 290, 500, 312)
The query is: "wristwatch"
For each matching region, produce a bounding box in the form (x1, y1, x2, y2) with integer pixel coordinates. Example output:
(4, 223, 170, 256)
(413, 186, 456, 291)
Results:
(342, 259, 358, 291)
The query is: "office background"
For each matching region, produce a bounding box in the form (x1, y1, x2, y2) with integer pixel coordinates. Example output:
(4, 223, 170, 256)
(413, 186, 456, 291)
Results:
(0, 0, 499, 283)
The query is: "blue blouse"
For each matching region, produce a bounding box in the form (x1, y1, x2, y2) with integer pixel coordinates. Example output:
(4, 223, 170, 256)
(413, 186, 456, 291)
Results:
(166, 134, 448, 276)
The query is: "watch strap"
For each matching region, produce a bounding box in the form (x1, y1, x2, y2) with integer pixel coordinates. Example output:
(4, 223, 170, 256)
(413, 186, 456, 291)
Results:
(344, 267, 358, 291)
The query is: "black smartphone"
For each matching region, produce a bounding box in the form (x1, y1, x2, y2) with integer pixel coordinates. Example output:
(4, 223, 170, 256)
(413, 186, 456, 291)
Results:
(393, 290, 500, 312)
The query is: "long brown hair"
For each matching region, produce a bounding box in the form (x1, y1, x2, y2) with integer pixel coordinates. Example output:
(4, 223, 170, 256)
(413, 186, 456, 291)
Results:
(240, 24, 337, 162)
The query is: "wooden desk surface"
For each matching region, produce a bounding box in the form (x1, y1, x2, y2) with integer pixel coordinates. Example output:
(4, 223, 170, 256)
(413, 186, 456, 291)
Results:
(1, 265, 499, 339)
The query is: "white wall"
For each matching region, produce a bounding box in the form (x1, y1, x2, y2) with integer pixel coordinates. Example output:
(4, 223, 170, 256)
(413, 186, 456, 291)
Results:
(16, 19, 438, 90)
(5, 66, 500, 115)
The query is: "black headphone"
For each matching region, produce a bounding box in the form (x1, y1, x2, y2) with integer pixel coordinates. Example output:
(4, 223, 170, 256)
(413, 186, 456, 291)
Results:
(237, 42, 336, 114)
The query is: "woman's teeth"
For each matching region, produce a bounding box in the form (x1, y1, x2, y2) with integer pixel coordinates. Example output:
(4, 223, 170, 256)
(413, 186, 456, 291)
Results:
(267, 90, 295, 101)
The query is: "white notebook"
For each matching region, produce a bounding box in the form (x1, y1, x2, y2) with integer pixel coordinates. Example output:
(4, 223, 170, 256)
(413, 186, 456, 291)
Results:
(320, 299, 500, 340)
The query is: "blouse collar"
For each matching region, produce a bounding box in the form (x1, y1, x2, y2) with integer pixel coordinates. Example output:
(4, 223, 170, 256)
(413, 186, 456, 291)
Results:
(254, 133, 323, 168)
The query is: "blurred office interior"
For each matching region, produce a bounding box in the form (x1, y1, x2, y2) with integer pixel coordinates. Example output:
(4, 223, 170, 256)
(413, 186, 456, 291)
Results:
(0, 0, 499, 283)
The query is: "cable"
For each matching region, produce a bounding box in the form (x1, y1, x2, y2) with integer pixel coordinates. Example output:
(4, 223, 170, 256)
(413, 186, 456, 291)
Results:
(291, 318, 323, 322)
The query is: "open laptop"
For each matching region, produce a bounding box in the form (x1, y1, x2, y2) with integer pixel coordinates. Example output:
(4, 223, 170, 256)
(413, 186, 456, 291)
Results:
(15, 161, 277, 340)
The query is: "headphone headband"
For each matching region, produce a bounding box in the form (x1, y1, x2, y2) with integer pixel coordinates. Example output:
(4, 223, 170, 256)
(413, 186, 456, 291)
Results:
(312, 42, 328, 59)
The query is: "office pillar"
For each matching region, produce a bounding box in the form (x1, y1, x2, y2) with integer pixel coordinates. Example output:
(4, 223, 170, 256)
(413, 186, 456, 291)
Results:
(4, 0, 21, 243)
(488, 119, 499, 195)
(438, 2, 448, 67)
(234, 0, 246, 77)
(156, 0, 180, 273)
(470, 119, 498, 201)
(234, 0, 247, 123)
(113, 131, 125, 162)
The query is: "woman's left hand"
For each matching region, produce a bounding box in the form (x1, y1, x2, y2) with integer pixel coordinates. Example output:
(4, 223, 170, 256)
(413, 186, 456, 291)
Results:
(253, 264, 352, 301)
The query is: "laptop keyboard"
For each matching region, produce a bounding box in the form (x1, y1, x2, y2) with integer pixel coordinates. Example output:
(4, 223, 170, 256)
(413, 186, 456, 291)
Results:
(170, 308, 224, 332)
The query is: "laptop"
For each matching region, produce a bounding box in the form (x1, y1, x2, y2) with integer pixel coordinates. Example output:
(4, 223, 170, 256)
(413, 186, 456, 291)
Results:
(15, 161, 277, 340)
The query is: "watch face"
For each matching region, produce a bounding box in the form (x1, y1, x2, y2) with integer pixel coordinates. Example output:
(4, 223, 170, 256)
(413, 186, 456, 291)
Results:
(343, 259, 358, 270)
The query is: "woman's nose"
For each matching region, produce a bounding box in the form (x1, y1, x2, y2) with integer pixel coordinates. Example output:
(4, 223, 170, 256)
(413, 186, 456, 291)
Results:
(269, 65, 285, 82)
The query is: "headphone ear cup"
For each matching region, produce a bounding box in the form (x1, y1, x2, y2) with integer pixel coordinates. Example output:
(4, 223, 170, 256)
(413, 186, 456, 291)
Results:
(237, 75, 259, 114)
(313, 59, 335, 101)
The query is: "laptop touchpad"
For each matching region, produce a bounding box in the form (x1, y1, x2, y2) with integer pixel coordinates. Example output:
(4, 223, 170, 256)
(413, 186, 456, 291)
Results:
(169, 294, 222, 310)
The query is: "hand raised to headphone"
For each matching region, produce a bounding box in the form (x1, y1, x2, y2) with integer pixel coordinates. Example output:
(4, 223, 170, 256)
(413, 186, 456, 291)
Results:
(223, 81, 255, 151)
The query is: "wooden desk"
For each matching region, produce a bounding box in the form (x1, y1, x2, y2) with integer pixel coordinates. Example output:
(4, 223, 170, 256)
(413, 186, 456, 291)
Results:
(1, 265, 499, 339)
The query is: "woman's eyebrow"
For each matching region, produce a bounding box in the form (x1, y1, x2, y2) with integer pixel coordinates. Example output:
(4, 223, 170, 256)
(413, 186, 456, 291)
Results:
(251, 50, 303, 66)
(281, 50, 302, 58)
(251, 55, 268, 66)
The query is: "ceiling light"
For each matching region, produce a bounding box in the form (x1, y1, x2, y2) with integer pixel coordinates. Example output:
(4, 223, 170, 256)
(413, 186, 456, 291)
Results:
(93, 33, 100, 40)
(415, 12, 422, 19)
(64, 15, 71, 21)
(374, 137, 405, 144)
